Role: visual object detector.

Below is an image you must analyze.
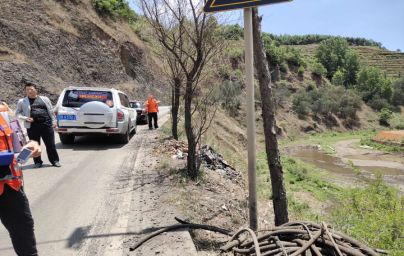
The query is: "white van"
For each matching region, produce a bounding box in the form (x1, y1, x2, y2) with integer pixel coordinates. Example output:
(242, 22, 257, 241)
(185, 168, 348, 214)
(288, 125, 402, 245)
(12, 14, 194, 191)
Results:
(54, 87, 137, 144)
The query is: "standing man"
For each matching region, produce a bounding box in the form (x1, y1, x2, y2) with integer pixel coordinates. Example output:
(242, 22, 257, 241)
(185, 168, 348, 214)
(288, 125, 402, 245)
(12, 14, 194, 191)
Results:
(1, 102, 41, 256)
(16, 82, 61, 168)
(145, 94, 160, 130)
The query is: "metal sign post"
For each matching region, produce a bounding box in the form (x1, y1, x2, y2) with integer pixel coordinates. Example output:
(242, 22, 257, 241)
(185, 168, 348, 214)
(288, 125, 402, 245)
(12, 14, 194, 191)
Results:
(204, 0, 292, 231)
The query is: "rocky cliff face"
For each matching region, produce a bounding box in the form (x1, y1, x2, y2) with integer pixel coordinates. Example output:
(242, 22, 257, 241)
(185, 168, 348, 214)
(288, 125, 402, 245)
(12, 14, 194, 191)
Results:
(0, 0, 165, 105)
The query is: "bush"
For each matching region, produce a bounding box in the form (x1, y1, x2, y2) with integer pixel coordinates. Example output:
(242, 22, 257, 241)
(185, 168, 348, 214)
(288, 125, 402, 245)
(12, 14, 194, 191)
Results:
(293, 86, 362, 120)
(217, 80, 242, 116)
(379, 108, 393, 126)
(311, 62, 327, 77)
(285, 47, 306, 67)
(297, 66, 305, 77)
(92, 0, 137, 22)
(332, 69, 346, 86)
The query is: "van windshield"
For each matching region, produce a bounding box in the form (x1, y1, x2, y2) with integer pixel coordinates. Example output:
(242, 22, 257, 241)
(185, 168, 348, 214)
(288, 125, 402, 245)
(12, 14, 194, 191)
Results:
(62, 90, 114, 108)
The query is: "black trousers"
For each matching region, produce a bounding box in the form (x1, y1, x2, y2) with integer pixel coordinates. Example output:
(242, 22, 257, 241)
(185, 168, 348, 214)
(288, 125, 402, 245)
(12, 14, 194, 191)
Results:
(148, 112, 158, 129)
(27, 124, 59, 164)
(0, 185, 38, 256)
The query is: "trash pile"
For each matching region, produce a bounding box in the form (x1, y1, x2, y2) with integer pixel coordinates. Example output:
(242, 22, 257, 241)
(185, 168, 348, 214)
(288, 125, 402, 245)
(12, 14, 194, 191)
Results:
(200, 145, 241, 181)
(155, 139, 188, 159)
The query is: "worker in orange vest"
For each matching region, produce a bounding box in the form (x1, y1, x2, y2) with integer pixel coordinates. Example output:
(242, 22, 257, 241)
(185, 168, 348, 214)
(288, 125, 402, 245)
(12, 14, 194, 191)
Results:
(0, 101, 41, 256)
(144, 94, 160, 130)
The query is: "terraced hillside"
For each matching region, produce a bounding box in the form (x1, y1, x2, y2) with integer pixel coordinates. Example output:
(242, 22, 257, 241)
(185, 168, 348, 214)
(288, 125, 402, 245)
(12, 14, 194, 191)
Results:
(291, 44, 404, 79)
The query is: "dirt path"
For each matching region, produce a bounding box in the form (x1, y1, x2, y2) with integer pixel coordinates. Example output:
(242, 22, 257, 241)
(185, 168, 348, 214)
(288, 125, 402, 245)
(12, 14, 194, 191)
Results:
(334, 139, 404, 170)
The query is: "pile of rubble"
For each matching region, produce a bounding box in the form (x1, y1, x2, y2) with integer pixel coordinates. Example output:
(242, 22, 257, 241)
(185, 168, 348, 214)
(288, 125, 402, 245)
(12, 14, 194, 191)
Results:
(200, 145, 241, 181)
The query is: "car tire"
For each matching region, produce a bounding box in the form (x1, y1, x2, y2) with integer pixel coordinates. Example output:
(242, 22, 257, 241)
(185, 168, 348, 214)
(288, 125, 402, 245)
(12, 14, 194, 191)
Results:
(59, 134, 75, 144)
(117, 126, 130, 144)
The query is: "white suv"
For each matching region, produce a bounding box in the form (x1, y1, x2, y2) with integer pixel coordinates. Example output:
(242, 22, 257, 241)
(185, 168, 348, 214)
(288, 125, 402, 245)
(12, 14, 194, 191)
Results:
(54, 87, 137, 144)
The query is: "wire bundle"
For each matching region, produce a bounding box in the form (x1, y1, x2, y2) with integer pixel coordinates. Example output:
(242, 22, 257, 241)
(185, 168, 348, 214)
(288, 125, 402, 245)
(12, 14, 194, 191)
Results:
(220, 222, 384, 256)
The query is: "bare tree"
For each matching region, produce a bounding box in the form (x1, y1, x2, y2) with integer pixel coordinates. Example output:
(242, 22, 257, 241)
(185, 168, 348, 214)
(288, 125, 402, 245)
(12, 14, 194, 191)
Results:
(252, 8, 289, 226)
(139, 0, 224, 179)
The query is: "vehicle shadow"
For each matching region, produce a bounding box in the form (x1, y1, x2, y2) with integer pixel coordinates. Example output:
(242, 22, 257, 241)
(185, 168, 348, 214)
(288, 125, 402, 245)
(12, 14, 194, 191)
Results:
(55, 134, 132, 151)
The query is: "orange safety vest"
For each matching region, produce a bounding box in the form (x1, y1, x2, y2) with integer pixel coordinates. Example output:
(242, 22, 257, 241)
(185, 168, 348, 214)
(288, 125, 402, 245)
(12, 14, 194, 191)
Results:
(146, 98, 159, 113)
(0, 114, 23, 196)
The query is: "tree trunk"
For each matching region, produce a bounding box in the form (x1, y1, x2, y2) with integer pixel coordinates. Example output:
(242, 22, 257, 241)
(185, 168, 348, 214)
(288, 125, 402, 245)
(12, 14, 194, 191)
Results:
(252, 8, 289, 226)
(171, 77, 181, 140)
(185, 79, 198, 179)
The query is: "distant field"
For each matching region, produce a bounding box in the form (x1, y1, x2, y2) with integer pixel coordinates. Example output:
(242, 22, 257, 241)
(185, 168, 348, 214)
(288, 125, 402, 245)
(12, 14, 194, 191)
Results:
(290, 44, 404, 79)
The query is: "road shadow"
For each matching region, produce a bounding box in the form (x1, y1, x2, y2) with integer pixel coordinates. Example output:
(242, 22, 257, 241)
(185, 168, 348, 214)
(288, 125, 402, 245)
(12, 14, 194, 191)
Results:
(55, 134, 132, 151)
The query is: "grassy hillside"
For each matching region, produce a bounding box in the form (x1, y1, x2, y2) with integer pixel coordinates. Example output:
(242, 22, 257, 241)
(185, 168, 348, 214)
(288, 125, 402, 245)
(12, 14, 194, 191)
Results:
(292, 44, 404, 79)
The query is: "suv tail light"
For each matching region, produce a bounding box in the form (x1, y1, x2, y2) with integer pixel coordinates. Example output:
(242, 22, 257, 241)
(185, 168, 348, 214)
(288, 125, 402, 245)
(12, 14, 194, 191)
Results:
(117, 110, 124, 122)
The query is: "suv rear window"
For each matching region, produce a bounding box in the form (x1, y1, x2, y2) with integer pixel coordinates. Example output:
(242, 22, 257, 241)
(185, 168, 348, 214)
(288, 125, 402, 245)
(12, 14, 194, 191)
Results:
(62, 90, 114, 108)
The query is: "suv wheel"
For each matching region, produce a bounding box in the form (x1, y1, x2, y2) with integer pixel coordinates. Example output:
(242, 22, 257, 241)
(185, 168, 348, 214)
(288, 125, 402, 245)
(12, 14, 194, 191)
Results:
(117, 126, 130, 144)
(59, 134, 75, 144)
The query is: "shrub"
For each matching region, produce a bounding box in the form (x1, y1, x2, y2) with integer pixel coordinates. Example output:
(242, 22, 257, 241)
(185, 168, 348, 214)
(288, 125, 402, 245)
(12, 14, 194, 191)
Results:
(92, 0, 137, 22)
(217, 80, 242, 117)
(279, 62, 288, 73)
(297, 66, 305, 77)
(311, 62, 327, 77)
(292, 86, 362, 120)
(379, 108, 393, 126)
(285, 47, 306, 67)
(332, 69, 346, 86)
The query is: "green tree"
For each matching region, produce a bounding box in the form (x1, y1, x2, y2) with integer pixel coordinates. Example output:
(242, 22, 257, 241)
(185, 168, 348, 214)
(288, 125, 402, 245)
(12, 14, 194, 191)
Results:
(357, 67, 393, 103)
(344, 50, 360, 86)
(311, 61, 327, 77)
(316, 38, 349, 79)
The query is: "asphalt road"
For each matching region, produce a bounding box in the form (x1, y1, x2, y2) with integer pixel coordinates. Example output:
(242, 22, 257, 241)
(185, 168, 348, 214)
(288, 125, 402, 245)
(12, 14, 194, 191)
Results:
(0, 107, 171, 256)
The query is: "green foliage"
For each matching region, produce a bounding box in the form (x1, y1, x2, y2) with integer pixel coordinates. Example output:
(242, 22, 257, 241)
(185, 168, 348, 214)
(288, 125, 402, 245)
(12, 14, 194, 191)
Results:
(379, 108, 393, 126)
(285, 47, 306, 67)
(360, 132, 403, 153)
(331, 176, 404, 255)
(92, 0, 137, 22)
(261, 33, 383, 48)
(297, 66, 305, 77)
(356, 67, 393, 107)
(316, 38, 349, 79)
(220, 24, 243, 40)
(315, 38, 361, 85)
(264, 41, 286, 67)
(344, 50, 361, 86)
(391, 78, 404, 106)
(311, 61, 327, 77)
(293, 86, 362, 121)
(332, 69, 346, 86)
(216, 80, 242, 117)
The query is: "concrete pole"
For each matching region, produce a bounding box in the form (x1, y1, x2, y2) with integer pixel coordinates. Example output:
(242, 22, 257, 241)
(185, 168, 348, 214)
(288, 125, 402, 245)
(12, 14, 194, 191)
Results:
(244, 7, 257, 231)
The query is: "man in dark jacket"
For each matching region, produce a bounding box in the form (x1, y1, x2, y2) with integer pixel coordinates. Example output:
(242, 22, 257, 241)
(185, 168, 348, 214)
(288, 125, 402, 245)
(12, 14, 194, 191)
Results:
(16, 83, 61, 168)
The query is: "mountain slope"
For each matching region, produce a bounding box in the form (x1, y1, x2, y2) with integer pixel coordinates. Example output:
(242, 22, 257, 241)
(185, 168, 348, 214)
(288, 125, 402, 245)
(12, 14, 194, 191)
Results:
(0, 0, 166, 104)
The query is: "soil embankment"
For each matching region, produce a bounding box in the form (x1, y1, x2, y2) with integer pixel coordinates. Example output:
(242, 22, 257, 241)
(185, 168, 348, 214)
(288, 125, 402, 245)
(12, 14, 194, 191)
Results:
(0, 0, 167, 104)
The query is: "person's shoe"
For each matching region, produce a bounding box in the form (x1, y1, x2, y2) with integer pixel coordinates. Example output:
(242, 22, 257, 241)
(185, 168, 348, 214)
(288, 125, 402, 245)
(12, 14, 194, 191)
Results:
(154, 126, 159, 129)
(149, 127, 153, 130)
(52, 161, 62, 167)
(34, 163, 43, 168)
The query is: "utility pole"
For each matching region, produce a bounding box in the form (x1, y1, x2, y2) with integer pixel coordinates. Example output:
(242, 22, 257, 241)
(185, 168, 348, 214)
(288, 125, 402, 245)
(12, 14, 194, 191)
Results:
(244, 7, 257, 231)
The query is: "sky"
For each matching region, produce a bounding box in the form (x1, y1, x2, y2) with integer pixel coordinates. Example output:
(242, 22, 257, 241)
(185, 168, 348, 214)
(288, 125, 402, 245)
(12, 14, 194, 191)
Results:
(229, 0, 404, 51)
(129, 0, 404, 51)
